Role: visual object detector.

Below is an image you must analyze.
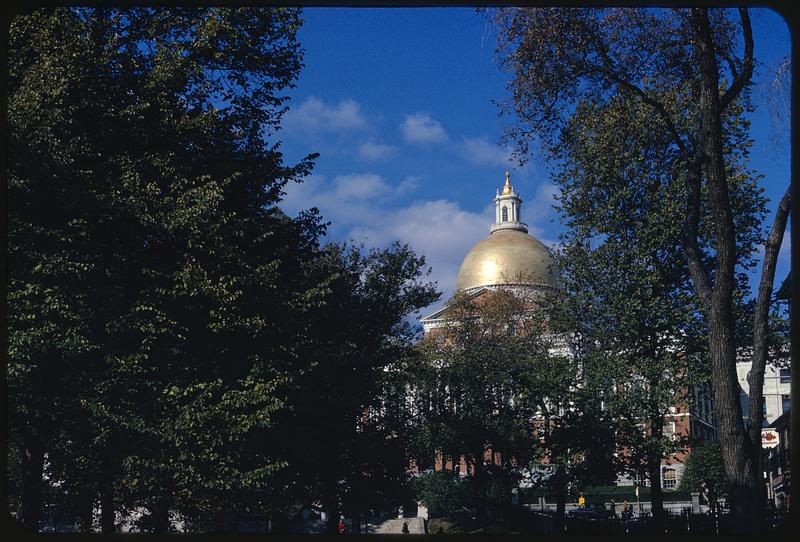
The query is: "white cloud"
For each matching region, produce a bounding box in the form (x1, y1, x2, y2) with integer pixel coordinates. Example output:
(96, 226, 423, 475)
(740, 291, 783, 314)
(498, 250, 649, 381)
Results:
(349, 200, 493, 304)
(401, 113, 448, 144)
(396, 176, 419, 196)
(459, 136, 513, 167)
(332, 173, 393, 200)
(284, 97, 368, 133)
(281, 173, 416, 222)
(281, 174, 489, 307)
(280, 173, 560, 319)
(358, 139, 398, 161)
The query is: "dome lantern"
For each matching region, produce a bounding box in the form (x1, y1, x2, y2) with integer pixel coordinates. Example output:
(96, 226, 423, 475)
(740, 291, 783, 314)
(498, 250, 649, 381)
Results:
(491, 171, 527, 234)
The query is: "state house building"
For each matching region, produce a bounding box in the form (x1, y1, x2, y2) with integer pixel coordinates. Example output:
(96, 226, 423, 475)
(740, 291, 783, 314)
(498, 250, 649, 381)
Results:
(418, 172, 717, 490)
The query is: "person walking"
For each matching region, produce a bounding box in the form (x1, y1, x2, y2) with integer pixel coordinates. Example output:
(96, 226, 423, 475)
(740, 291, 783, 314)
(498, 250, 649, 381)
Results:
(401, 522, 409, 534)
(338, 517, 346, 534)
(622, 500, 633, 521)
(578, 493, 586, 508)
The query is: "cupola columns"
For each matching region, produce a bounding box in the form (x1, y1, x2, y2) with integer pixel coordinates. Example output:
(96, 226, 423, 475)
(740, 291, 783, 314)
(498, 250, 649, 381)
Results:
(491, 171, 528, 234)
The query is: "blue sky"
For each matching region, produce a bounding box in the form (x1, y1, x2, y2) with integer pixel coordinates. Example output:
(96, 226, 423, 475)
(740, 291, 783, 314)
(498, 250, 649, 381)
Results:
(276, 7, 792, 319)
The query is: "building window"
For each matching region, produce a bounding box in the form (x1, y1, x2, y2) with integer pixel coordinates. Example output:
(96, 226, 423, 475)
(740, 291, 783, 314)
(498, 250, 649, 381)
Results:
(782, 394, 790, 414)
(502, 206, 508, 221)
(780, 368, 790, 384)
(662, 468, 677, 489)
(662, 420, 677, 439)
(761, 396, 767, 417)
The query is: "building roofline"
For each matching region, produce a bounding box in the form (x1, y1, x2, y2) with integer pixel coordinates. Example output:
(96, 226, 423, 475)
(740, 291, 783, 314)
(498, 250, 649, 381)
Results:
(767, 410, 790, 429)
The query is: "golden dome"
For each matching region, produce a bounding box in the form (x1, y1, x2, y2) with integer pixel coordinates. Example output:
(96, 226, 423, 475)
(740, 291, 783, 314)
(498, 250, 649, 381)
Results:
(455, 229, 558, 291)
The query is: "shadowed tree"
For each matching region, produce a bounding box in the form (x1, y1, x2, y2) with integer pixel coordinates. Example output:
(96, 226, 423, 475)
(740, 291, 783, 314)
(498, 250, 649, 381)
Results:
(270, 242, 439, 534)
(8, 6, 322, 531)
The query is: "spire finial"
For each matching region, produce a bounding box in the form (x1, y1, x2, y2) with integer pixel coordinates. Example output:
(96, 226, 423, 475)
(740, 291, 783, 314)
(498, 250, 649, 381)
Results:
(502, 171, 512, 195)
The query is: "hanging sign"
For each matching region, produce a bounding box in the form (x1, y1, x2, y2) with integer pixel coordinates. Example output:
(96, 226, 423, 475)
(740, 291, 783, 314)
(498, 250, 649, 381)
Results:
(761, 429, 780, 449)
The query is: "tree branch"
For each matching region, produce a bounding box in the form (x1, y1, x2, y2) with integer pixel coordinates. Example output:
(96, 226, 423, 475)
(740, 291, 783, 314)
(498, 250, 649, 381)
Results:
(611, 75, 690, 158)
(589, 39, 690, 160)
(746, 185, 791, 452)
(720, 51, 739, 84)
(683, 157, 713, 310)
(720, 8, 753, 111)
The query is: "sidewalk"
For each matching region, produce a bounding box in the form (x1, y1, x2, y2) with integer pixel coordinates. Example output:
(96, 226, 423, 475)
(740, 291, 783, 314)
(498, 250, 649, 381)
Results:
(367, 517, 426, 534)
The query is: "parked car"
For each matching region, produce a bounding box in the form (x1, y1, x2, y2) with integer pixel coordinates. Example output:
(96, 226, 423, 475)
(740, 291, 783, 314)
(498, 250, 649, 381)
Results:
(567, 503, 615, 520)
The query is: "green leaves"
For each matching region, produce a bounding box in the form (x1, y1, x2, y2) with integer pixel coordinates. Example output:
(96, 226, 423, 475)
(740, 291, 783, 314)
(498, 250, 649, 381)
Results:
(678, 441, 727, 501)
(8, 6, 326, 529)
(412, 290, 552, 483)
(271, 242, 439, 523)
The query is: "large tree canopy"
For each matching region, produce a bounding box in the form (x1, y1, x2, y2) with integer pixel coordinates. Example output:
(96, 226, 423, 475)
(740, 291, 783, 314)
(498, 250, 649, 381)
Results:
(494, 7, 790, 529)
(8, 6, 322, 532)
(8, 8, 442, 534)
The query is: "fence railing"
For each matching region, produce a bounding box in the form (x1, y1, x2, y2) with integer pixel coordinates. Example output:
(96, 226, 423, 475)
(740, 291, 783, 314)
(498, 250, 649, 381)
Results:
(512, 507, 787, 536)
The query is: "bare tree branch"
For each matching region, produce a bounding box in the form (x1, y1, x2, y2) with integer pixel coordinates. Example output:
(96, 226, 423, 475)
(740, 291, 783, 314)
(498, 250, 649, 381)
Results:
(720, 8, 753, 111)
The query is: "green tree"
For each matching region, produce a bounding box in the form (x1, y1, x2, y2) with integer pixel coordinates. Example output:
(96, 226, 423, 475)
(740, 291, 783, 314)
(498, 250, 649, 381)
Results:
(270, 242, 439, 533)
(679, 441, 728, 513)
(544, 93, 720, 527)
(522, 295, 616, 532)
(8, 6, 320, 531)
(411, 470, 476, 518)
(412, 289, 552, 527)
(494, 7, 790, 528)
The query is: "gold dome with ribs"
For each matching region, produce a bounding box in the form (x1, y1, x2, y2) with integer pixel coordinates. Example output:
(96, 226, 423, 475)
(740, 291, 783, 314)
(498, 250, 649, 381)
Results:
(455, 228, 557, 291)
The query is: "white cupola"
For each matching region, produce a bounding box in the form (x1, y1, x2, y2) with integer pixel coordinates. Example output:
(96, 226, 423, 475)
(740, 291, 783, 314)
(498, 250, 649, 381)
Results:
(491, 171, 528, 234)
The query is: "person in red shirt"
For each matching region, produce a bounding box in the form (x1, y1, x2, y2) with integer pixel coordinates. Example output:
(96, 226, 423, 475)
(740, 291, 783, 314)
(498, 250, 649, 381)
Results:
(337, 517, 346, 534)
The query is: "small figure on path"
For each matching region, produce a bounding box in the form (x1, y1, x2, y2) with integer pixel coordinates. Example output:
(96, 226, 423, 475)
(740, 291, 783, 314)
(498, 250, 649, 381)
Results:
(401, 522, 409, 534)
(578, 493, 586, 508)
(338, 517, 346, 534)
(622, 500, 633, 521)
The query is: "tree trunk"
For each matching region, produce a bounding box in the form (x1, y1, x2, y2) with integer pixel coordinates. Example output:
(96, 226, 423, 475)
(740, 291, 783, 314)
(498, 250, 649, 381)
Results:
(646, 408, 666, 531)
(19, 429, 46, 531)
(77, 489, 95, 533)
(323, 490, 340, 534)
(708, 303, 758, 529)
(149, 498, 172, 533)
(99, 459, 115, 533)
(553, 464, 566, 535)
(348, 510, 361, 534)
(745, 185, 791, 529)
(647, 460, 664, 533)
(690, 8, 760, 532)
(472, 452, 488, 529)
